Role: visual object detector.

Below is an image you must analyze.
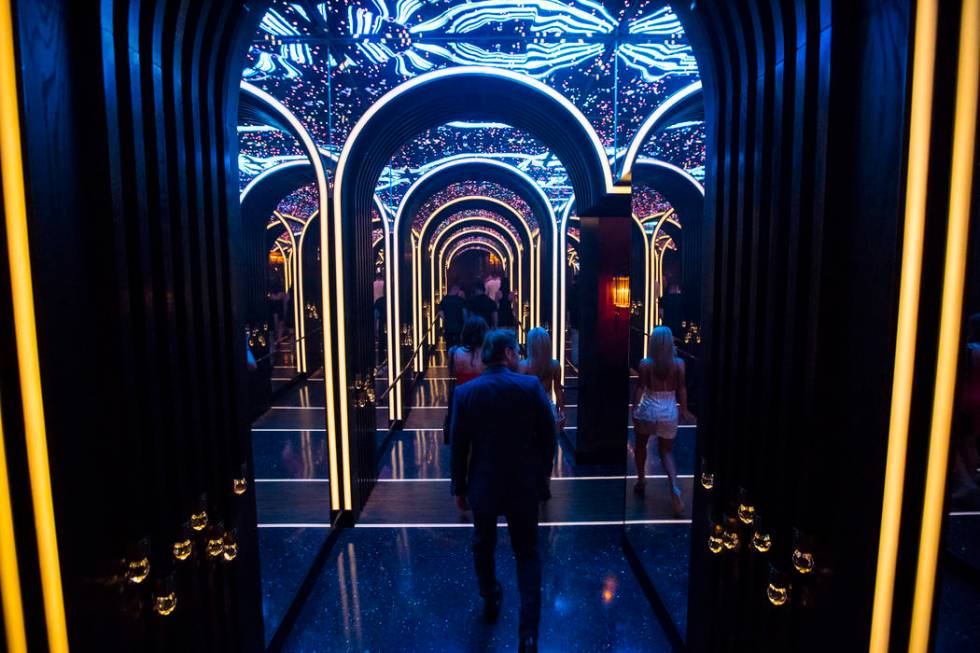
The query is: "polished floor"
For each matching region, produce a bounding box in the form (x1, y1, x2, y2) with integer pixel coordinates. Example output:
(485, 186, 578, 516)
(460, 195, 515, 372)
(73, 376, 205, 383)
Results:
(252, 340, 979, 650)
(257, 341, 682, 651)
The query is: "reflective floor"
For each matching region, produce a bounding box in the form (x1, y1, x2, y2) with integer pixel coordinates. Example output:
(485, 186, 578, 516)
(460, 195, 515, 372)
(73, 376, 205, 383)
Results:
(275, 342, 675, 651)
(282, 526, 671, 652)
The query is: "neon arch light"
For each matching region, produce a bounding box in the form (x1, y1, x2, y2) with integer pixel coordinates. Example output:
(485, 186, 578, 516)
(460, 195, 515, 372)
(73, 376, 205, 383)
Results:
(415, 196, 534, 372)
(434, 226, 519, 332)
(428, 216, 525, 344)
(445, 242, 510, 277)
(393, 156, 558, 342)
(332, 67, 630, 509)
(620, 81, 704, 182)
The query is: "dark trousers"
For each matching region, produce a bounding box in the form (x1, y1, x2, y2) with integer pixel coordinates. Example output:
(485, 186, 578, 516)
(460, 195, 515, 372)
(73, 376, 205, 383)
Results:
(472, 505, 541, 637)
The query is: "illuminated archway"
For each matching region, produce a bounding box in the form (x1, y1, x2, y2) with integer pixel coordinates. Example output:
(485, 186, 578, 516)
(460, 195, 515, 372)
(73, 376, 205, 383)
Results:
(331, 67, 629, 511)
(393, 157, 559, 345)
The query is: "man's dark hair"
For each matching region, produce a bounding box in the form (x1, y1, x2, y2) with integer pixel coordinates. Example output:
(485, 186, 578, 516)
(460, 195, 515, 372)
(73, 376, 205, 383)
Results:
(482, 329, 517, 365)
(472, 282, 485, 295)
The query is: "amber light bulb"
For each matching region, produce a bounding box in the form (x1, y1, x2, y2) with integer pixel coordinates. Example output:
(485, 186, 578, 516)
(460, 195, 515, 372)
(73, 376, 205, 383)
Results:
(752, 531, 772, 553)
(173, 539, 192, 561)
(190, 510, 208, 531)
(737, 503, 755, 525)
(207, 534, 224, 559)
(708, 524, 724, 554)
(222, 530, 239, 562)
(767, 582, 789, 606)
(154, 592, 177, 616)
(722, 528, 740, 551)
(792, 549, 815, 574)
(126, 557, 150, 584)
(232, 477, 247, 495)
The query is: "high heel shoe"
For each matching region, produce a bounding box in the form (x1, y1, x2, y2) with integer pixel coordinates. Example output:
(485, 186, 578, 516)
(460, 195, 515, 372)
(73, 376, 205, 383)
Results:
(670, 485, 685, 516)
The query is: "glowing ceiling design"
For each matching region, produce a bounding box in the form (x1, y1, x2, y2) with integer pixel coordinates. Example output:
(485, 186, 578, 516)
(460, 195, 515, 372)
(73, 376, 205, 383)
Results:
(240, 0, 704, 223)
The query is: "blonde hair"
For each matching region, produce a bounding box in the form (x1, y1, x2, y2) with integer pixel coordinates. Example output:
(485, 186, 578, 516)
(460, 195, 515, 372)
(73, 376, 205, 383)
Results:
(526, 327, 552, 375)
(648, 326, 677, 379)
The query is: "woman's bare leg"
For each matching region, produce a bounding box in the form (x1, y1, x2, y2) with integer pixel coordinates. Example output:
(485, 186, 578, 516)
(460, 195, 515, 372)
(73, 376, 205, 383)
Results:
(658, 436, 684, 514)
(633, 425, 651, 490)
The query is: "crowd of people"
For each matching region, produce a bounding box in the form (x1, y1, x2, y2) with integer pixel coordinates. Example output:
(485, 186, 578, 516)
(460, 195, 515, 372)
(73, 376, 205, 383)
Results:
(437, 276, 517, 348)
(445, 320, 693, 653)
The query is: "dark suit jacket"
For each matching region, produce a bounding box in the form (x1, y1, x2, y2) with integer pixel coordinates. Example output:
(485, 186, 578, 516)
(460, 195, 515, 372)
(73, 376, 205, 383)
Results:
(450, 365, 557, 515)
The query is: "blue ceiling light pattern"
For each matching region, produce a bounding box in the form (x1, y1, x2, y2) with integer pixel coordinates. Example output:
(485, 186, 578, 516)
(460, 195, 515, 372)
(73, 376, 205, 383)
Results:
(380, 127, 570, 213)
(237, 124, 309, 188)
(239, 0, 704, 220)
(639, 120, 705, 180)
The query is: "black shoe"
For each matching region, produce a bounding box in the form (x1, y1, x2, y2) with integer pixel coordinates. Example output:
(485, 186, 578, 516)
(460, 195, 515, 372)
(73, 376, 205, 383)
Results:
(518, 634, 538, 653)
(483, 582, 502, 623)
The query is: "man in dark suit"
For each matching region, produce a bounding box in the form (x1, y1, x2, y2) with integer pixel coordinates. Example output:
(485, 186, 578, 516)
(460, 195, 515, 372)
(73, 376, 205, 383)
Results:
(450, 329, 556, 653)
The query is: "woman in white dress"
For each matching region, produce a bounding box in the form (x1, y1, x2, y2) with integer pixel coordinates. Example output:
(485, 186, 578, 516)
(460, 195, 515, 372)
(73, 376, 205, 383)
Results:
(632, 326, 694, 515)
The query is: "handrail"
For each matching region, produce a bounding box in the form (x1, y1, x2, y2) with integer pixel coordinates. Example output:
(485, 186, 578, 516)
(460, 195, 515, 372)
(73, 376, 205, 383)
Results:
(377, 319, 437, 401)
(629, 324, 699, 362)
(253, 325, 323, 365)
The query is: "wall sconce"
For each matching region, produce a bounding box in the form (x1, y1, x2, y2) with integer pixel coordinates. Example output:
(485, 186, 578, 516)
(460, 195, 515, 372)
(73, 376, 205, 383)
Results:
(611, 276, 630, 309)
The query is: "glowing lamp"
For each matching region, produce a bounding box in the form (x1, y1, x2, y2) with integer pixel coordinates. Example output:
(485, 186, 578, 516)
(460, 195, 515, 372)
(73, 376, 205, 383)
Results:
(611, 276, 630, 309)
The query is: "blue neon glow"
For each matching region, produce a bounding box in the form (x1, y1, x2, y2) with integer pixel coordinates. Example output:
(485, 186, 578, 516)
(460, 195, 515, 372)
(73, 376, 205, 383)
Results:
(410, 1, 615, 35)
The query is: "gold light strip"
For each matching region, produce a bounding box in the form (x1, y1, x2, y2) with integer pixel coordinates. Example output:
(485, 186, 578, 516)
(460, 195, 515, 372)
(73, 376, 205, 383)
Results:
(275, 212, 304, 374)
(0, 405, 26, 653)
(0, 0, 69, 648)
(909, 1, 978, 649)
(869, 1, 937, 650)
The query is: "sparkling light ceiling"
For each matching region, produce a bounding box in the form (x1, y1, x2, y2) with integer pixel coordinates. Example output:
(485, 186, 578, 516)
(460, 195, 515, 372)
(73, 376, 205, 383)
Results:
(240, 0, 704, 222)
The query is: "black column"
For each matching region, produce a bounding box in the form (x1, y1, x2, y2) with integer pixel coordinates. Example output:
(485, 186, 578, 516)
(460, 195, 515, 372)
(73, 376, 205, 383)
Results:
(574, 195, 631, 466)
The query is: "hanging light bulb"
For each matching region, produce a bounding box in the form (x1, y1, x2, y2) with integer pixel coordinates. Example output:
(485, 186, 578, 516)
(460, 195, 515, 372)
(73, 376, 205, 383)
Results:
(173, 538, 192, 562)
(222, 529, 239, 562)
(707, 523, 724, 554)
(190, 510, 208, 531)
(792, 528, 815, 574)
(767, 565, 790, 606)
(154, 591, 177, 616)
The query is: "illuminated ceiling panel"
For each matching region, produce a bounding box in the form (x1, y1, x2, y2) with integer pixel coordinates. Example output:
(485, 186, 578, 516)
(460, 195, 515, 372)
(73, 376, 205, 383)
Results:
(240, 0, 703, 224)
(415, 181, 536, 232)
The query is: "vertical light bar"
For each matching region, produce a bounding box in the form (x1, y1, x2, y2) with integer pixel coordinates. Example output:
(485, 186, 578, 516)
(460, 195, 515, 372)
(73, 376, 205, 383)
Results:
(0, 0, 69, 647)
(649, 211, 671, 334)
(384, 228, 397, 421)
(909, 1, 978, 649)
(869, 1, 937, 650)
(275, 213, 304, 374)
(630, 214, 650, 355)
(391, 231, 404, 420)
(0, 407, 27, 653)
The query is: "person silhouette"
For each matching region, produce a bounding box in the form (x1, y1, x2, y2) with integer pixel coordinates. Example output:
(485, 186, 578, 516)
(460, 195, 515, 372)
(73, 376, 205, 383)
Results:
(450, 329, 556, 653)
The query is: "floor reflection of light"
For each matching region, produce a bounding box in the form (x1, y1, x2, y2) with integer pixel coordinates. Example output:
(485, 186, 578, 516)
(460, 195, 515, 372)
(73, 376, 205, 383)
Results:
(337, 550, 350, 640)
(348, 543, 362, 645)
(397, 440, 405, 479)
(602, 576, 618, 604)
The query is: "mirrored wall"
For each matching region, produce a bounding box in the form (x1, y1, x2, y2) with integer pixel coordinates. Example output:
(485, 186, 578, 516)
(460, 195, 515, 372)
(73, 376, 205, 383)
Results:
(622, 179, 701, 643)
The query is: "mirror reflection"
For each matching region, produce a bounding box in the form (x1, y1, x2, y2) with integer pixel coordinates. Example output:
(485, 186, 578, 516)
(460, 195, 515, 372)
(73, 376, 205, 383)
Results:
(242, 180, 332, 645)
(623, 180, 700, 642)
